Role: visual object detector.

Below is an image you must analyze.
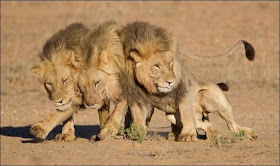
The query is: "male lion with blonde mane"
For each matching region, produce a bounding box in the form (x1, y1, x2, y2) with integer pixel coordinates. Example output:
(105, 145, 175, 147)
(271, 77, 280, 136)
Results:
(30, 23, 90, 141)
(119, 21, 257, 141)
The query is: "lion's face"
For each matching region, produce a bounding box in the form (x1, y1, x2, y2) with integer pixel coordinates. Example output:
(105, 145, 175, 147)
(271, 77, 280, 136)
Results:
(32, 51, 80, 111)
(78, 67, 120, 110)
(131, 51, 181, 94)
(33, 62, 76, 111)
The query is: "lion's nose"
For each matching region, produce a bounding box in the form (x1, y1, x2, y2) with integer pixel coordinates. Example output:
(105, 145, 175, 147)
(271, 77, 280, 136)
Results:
(55, 98, 63, 104)
(166, 80, 174, 85)
(86, 101, 94, 107)
(86, 102, 91, 106)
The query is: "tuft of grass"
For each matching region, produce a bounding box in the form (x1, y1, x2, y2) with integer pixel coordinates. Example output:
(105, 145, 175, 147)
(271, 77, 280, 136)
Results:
(118, 126, 126, 138)
(118, 122, 147, 143)
(231, 129, 247, 142)
(126, 122, 147, 143)
(211, 130, 250, 148)
(211, 134, 227, 147)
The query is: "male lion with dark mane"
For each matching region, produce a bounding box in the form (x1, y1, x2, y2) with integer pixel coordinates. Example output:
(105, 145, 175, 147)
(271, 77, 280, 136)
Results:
(30, 23, 90, 141)
(119, 21, 257, 141)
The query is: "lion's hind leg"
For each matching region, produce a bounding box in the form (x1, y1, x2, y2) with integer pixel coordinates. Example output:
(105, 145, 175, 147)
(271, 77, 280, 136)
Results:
(219, 110, 257, 140)
(193, 102, 219, 140)
(199, 84, 257, 140)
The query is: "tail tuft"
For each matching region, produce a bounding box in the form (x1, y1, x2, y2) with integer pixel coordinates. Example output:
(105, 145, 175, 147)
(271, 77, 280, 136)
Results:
(242, 40, 255, 61)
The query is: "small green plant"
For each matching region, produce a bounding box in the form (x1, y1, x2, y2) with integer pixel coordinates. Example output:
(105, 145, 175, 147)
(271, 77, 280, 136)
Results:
(126, 122, 147, 143)
(118, 126, 126, 138)
(211, 134, 226, 147)
(211, 130, 249, 148)
(231, 129, 247, 142)
(118, 122, 147, 143)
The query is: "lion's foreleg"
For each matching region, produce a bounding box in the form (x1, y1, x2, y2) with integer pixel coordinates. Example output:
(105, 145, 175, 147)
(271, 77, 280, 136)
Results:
(98, 107, 110, 129)
(55, 116, 76, 141)
(30, 107, 77, 140)
(129, 102, 147, 128)
(176, 94, 197, 142)
(145, 107, 154, 127)
(99, 99, 128, 140)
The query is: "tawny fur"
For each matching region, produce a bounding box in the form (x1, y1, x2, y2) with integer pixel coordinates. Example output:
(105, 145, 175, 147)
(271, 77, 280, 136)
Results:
(30, 23, 89, 141)
(119, 21, 197, 142)
(119, 21, 257, 141)
(77, 21, 129, 140)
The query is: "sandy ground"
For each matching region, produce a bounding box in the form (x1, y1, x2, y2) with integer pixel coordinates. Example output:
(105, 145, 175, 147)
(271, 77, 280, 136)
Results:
(1, 1, 279, 165)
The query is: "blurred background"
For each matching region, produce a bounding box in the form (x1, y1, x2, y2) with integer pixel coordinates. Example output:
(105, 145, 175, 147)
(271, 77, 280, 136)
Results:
(2, 1, 278, 87)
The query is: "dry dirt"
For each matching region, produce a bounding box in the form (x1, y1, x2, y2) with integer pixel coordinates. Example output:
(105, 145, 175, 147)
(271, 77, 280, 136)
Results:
(1, 1, 279, 165)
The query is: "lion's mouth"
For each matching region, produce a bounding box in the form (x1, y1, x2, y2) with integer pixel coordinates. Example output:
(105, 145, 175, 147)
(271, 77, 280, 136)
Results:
(157, 86, 173, 93)
(88, 104, 102, 110)
(54, 100, 72, 111)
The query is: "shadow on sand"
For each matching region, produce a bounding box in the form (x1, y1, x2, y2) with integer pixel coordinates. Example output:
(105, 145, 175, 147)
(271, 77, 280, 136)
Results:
(0, 125, 100, 143)
(1, 125, 206, 143)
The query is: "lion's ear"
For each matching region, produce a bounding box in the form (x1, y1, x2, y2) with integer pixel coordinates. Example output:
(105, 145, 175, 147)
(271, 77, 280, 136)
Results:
(32, 64, 45, 78)
(99, 50, 108, 64)
(64, 51, 76, 65)
(98, 50, 118, 74)
(64, 51, 82, 70)
(129, 51, 142, 63)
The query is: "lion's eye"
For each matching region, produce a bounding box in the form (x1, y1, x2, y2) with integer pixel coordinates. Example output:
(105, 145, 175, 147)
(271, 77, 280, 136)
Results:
(63, 78, 68, 85)
(45, 82, 52, 89)
(95, 81, 100, 88)
(153, 64, 160, 69)
(170, 61, 173, 67)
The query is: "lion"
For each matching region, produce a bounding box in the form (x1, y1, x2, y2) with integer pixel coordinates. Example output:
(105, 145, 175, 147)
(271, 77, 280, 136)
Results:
(77, 21, 132, 140)
(166, 74, 258, 140)
(30, 23, 90, 141)
(119, 21, 257, 141)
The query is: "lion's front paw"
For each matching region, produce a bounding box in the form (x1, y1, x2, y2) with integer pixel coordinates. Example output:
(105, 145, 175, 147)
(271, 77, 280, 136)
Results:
(54, 133, 76, 142)
(99, 120, 119, 140)
(247, 131, 258, 140)
(90, 135, 99, 142)
(30, 123, 48, 139)
(243, 127, 258, 140)
(99, 126, 119, 140)
(177, 131, 197, 142)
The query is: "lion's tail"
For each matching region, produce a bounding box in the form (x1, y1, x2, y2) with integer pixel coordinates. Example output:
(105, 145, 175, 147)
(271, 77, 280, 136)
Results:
(179, 40, 255, 61)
